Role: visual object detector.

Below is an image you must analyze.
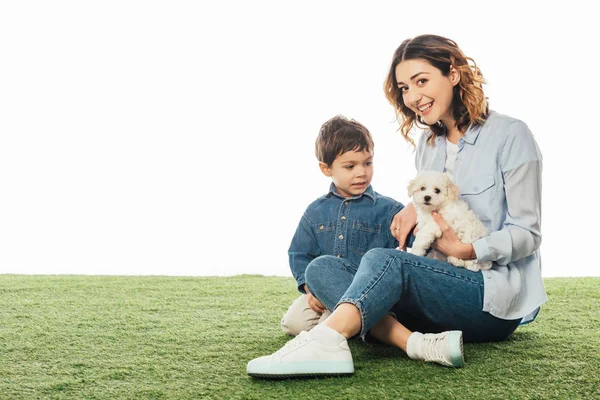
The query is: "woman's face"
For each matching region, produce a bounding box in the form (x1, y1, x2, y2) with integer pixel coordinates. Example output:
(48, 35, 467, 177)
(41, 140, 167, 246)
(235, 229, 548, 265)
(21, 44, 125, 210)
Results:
(395, 58, 459, 127)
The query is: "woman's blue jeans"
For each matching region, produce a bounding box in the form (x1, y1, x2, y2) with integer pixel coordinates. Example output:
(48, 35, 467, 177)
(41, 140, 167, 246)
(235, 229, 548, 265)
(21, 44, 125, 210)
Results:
(305, 248, 521, 343)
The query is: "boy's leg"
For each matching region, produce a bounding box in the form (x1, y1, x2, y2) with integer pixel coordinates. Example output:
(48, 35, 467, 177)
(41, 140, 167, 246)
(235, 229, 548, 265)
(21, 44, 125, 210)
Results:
(318, 309, 332, 324)
(280, 294, 322, 336)
(280, 255, 357, 336)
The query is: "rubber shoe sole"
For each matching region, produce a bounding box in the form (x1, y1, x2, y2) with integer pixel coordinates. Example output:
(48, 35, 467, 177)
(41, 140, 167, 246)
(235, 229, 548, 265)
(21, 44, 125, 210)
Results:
(247, 360, 354, 378)
(448, 330, 464, 367)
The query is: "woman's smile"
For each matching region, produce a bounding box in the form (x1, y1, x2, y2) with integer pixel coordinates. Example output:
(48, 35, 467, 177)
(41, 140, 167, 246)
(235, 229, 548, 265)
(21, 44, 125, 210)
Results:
(418, 101, 434, 115)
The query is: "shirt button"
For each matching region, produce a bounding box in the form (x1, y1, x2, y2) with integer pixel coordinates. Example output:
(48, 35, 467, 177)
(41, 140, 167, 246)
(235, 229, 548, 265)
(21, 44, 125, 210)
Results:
(337, 254, 342, 258)
(338, 234, 344, 240)
(341, 216, 346, 221)
(319, 225, 324, 230)
(473, 186, 479, 191)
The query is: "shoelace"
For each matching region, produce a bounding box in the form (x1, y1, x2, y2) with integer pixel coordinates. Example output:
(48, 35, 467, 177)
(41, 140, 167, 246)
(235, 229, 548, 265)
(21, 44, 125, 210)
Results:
(274, 331, 311, 355)
(420, 333, 449, 364)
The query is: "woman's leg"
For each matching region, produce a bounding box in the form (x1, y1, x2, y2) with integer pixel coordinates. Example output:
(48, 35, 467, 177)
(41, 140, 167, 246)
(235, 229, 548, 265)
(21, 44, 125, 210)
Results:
(334, 248, 520, 343)
(321, 248, 520, 367)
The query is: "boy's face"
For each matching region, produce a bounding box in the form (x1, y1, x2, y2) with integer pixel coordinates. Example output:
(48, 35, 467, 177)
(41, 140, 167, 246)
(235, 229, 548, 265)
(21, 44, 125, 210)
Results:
(320, 150, 374, 198)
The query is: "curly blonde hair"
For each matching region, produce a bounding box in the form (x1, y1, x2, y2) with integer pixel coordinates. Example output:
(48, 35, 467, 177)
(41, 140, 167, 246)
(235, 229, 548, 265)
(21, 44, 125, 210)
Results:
(383, 34, 489, 147)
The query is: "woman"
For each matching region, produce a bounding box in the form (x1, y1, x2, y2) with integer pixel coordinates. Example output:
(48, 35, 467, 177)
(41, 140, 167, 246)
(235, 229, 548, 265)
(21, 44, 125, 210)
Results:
(247, 34, 546, 377)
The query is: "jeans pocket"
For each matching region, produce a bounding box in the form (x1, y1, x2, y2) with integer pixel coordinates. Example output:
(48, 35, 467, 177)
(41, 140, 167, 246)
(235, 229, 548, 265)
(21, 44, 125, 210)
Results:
(349, 220, 381, 256)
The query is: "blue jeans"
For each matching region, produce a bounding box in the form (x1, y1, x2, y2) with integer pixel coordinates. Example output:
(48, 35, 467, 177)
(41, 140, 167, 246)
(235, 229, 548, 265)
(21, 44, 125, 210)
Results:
(305, 248, 521, 343)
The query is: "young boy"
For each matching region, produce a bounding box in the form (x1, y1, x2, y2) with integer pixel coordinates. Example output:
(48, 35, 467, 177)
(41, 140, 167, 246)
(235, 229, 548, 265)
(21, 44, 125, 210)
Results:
(281, 115, 404, 336)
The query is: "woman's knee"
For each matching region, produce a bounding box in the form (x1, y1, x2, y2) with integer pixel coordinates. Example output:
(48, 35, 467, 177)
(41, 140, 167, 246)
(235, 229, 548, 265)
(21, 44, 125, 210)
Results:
(305, 255, 353, 289)
(361, 248, 406, 272)
(305, 256, 336, 289)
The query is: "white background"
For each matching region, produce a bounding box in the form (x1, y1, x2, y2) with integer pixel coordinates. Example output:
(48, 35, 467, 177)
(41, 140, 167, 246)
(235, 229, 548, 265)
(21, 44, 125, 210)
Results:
(1, 1, 597, 277)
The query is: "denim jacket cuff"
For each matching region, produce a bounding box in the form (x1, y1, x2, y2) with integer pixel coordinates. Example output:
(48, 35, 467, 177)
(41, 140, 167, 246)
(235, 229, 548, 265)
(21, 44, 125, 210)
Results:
(297, 278, 307, 294)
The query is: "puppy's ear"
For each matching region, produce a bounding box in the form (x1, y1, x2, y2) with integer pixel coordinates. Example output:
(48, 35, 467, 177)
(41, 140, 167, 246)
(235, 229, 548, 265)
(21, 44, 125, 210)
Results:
(407, 179, 417, 198)
(445, 174, 459, 200)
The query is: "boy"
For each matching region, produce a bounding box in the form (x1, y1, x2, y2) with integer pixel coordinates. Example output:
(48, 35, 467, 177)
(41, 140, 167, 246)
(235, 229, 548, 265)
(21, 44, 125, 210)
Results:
(281, 115, 404, 336)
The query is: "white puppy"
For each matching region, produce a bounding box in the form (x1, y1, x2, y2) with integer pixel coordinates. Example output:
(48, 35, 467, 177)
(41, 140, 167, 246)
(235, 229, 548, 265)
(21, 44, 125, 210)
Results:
(407, 171, 492, 272)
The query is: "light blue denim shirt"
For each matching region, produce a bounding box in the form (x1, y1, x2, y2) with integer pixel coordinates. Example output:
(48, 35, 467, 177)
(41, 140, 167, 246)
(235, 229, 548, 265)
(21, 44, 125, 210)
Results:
(289, 184, 404, 293)
(415, 110, 547, 323)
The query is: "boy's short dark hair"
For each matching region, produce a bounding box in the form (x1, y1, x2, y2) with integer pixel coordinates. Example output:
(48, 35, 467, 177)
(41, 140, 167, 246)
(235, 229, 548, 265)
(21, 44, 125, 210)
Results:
(315, 115, 374, 167)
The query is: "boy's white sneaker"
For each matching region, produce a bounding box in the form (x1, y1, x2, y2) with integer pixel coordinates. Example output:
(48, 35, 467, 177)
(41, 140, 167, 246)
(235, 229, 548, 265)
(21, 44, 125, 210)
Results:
(247, 324, 354, 378)
(408, 330, 464, 368)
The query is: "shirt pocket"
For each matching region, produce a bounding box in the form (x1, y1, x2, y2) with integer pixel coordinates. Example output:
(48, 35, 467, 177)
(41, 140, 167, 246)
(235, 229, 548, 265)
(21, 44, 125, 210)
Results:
(312, 221, 336, 248)
(312, 221, 336, 234)
(350, 220, 382, 256)
(459, 173, 497, 222)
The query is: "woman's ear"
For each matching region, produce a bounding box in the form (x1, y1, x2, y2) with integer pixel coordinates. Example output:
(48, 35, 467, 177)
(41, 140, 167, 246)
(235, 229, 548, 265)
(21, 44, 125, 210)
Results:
(449, 65, 460, 87)
(319, 162, 332, 177)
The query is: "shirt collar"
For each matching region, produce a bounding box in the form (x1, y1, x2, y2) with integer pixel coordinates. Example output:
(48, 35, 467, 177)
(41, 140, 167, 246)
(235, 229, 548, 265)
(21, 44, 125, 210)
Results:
(325, 182, 377, 204)
(424, 122, 483, 145)
(461, 123, 484, 145)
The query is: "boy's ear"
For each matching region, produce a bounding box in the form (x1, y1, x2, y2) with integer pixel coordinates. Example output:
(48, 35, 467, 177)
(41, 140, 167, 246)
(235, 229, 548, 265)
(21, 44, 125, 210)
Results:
(319, 162, 332, 177)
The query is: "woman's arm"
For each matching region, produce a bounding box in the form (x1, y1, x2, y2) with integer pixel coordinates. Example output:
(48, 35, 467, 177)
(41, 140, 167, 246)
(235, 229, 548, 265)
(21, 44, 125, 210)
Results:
(473, 120, 543, 265)
(473, 160, 542, 265)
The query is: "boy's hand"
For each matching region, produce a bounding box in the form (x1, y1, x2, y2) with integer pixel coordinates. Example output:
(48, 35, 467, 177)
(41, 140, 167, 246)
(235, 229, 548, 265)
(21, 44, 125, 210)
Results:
(391, 202, 417, 250)
(304, 284, 326, 313)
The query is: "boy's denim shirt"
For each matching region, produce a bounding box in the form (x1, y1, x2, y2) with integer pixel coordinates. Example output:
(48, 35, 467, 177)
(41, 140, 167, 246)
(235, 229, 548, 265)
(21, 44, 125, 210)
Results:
(289, 183, 404, 293)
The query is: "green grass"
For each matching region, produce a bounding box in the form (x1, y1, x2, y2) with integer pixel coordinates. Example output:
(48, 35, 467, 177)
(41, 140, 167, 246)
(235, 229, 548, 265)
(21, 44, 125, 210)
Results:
(1, 275, 599, 399)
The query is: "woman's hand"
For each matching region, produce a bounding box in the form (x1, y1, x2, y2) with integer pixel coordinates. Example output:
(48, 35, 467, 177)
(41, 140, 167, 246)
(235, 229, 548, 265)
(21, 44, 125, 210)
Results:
(304, 284, 326, 313)
(391, 202, 417, 250)
(430, 211, 476, 259)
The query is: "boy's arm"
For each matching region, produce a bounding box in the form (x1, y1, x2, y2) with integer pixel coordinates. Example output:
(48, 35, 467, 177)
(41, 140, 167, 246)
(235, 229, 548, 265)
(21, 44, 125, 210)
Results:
(288, 213, 321, 294)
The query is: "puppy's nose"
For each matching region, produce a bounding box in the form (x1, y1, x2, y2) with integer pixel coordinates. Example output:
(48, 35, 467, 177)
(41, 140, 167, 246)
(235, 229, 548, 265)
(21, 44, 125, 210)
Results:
(424, 195, 431, 202)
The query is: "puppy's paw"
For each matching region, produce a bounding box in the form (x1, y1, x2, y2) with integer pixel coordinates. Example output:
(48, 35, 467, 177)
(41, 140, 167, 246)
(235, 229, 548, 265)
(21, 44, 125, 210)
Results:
(476, 260, 493, 270)
(464, 260, 492, 271)
(410, 247, 427, 256)
(447, 256, 465, 267)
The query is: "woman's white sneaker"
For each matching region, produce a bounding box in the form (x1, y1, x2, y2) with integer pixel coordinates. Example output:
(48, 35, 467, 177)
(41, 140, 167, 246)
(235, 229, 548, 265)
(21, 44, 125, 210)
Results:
(247, 324, 354, 378)
(407, 330, 464, 367)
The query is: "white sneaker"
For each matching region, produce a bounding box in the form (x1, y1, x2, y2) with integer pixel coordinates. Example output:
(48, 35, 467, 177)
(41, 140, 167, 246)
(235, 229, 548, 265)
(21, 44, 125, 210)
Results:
(413, 331, 464, 367)
(247, 324, 354, 378)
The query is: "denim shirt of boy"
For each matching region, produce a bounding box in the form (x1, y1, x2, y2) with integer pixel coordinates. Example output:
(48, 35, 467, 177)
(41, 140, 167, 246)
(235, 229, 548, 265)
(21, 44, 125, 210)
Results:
(289, 184, 404, 293)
